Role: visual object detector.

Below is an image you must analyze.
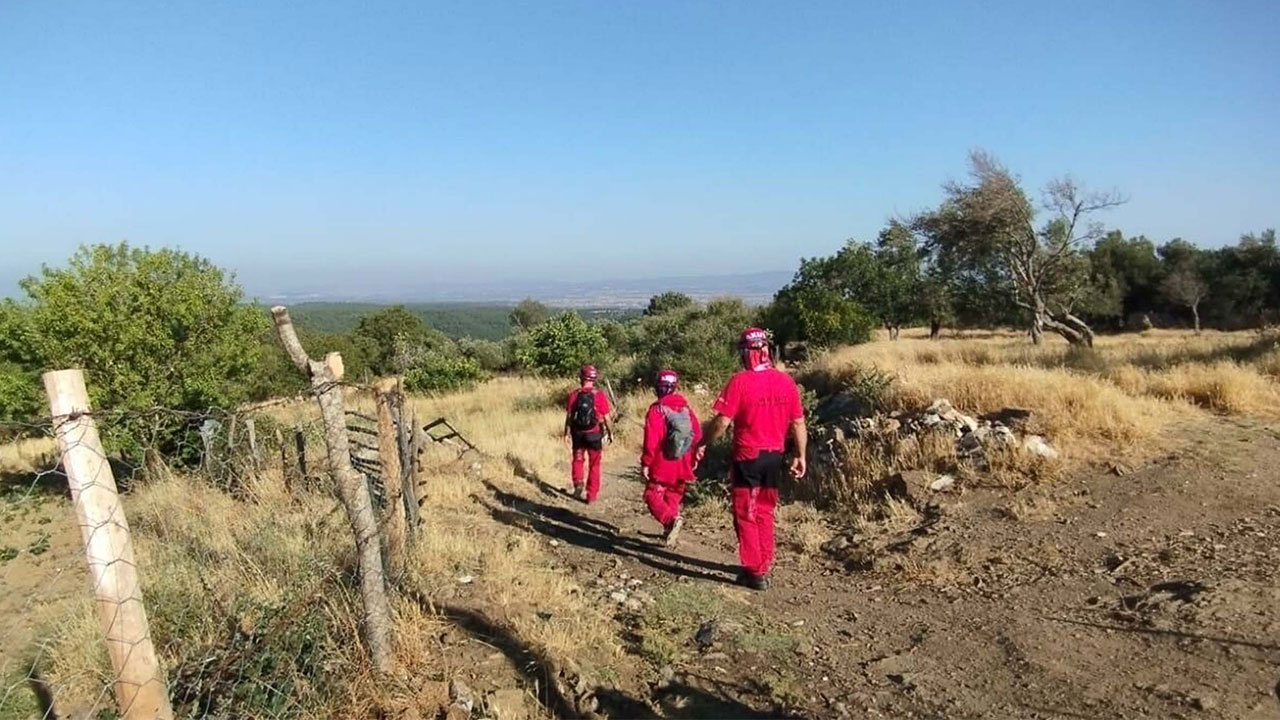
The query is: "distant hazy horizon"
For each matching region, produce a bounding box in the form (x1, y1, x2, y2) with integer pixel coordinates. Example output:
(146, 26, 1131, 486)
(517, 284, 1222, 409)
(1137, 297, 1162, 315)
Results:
(3, 2, 1276, 299)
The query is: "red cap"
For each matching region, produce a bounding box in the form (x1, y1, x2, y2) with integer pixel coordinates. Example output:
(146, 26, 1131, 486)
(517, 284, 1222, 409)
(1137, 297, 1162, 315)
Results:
(579, 364, 599, 381)
(739, 327, 769, 349)
(656, 369, 679, 387)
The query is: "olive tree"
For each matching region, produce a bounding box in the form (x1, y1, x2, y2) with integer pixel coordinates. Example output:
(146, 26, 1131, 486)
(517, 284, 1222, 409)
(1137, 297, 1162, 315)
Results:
(919, 150, 1125, 346)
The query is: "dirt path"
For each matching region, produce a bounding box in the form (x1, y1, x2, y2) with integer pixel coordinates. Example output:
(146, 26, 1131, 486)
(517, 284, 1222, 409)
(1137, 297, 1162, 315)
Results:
(485, 417, 1280, 719)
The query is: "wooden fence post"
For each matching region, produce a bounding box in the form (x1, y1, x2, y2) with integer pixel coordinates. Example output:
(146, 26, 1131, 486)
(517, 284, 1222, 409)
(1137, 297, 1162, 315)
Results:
(245, 417, 259, 470)
(43, 370, 175, 720)
(271, 306, 394, 674)
(373, 378, 405, 583)
(275, 427, 290, 493)
(293, 426, 307, 485)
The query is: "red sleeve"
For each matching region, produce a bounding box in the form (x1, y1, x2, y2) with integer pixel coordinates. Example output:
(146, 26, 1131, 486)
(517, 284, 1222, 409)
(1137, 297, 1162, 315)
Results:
(641, 404, 663, 467)
(712, 376, 739, 418)
(787, 377, 804, 421)
(596, 391, 612, 416)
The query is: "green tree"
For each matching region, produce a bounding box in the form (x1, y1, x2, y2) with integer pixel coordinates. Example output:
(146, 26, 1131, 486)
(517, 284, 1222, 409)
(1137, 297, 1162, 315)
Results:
(509, 298, 551, 331)
(871, 221, 927, 338)
(14, 243, 264, 454)
(915, 150, 1125, 346)
(630, 298, 756, 387)
(514, 312, 609, 377)
(764, 283, 874, 348)
(351, 305, 450, 375)
(644, 292, 695, 316)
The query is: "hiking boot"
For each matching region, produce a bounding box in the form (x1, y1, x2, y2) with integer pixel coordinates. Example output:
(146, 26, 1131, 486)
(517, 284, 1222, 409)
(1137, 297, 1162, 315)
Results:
(572, 485, 586, 501)
(736, 570, 770, 591)
(663, 515, 685, 547)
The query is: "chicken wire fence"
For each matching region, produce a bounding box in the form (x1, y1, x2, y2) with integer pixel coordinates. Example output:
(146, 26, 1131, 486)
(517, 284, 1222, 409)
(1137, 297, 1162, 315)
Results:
(0, 395, 395, 720)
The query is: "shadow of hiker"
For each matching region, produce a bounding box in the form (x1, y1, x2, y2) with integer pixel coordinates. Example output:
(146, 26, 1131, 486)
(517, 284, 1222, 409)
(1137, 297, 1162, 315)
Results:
(417, 598, 581, 718)
(504, 452, 580, 503)
(477, 480, 740, 584)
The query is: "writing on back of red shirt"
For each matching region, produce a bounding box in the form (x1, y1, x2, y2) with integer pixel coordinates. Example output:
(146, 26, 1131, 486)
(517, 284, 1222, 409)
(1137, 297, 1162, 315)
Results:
(566, 387, 612, 435)
(712, 368, 803, 460)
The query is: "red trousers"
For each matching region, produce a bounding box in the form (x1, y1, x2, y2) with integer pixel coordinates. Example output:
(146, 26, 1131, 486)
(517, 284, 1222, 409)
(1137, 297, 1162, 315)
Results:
(571, 447, 603, 502)
(643, 480, 687, 526)
(731, 486, 779, 576)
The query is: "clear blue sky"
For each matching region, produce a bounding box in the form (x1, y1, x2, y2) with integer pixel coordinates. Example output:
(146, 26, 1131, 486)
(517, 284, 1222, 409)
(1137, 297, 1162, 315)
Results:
(2, 1, 1277, 299)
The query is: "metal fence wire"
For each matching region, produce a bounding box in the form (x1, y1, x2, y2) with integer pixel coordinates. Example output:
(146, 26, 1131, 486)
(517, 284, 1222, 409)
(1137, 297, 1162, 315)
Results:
(0, 372, 418, 720)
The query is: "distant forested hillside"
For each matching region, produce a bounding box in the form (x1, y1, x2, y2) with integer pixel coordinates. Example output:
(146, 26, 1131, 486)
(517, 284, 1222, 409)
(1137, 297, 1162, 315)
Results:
(289, 302, 637, 340)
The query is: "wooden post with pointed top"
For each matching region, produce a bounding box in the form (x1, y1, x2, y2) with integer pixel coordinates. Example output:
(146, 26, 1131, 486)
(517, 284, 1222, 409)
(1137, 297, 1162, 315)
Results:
(44, 369, 175, 720)
(270, 306, 394, 674)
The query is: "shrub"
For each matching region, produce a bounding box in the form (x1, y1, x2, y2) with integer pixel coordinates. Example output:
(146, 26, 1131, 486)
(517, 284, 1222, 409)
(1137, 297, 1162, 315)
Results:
(404, 351, 488, 393)
(13, 243, 264, 456)
(514, 312, 610, 377)
(0, 361, 41, 424)
(629, 298, 755, 388)
(456, 337, 510, 372)
(644, 292, 694, 316)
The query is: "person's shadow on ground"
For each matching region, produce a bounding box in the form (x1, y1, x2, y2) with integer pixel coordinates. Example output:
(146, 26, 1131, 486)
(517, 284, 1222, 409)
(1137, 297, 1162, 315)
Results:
(476, 479, 739, 584)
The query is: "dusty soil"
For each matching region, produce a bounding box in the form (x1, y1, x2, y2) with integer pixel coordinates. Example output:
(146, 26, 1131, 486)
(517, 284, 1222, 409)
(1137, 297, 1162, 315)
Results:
(5, 414, 1278, 719)
(481, 414, 1280, 719)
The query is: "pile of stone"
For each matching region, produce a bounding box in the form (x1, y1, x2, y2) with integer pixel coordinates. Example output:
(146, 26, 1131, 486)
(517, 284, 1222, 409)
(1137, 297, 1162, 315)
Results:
(810, 395, 1060, 470)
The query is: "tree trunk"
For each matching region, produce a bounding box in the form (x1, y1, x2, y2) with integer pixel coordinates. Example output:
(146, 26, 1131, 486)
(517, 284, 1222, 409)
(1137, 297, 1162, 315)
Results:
(929, 318, 941, 340)
(1192, 303, 1201, 334)
(1030, 316, 1044, 345)
(1040, 309, 1094, 347)
(271, 306, 394, 675)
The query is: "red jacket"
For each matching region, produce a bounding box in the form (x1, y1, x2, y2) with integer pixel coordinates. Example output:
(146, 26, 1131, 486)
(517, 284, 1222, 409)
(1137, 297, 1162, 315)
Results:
(641, 393, 702, 484)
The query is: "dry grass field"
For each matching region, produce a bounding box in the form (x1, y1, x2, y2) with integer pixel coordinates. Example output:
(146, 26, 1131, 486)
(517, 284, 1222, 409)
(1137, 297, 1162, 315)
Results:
(4, 329, 1280, 719)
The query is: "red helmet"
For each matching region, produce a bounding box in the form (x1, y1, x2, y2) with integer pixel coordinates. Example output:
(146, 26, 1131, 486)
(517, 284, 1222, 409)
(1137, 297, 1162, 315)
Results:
(579, 364, 599, 381)
(739, 327, 769, 350)
(656, 369, 680, 388)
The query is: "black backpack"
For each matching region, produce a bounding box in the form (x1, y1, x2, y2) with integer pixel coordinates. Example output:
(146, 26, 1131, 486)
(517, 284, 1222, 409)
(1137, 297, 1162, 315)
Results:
(569, 390, 598, 432)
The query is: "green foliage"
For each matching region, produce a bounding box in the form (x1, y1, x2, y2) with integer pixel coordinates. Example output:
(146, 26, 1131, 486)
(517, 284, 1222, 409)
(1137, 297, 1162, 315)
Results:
(764, 284, 874, 348)
(629, 298, 755, 387)
(403, 351, 487, 393)
(12, 243, 264, 454)
(0, 361, 41, 423)
(351, 305, 451, 375)
(509, 298, 551, 331)
(644, 291, 694, 316)
(514, 312, 610, 377)
(456, 337, 510, 372)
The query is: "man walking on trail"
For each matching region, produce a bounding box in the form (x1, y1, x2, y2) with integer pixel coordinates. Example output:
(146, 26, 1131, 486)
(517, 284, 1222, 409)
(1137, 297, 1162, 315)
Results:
(697, 327, 807, 591)
(565, 364, 612, 503)
(641, 370, 701, 547)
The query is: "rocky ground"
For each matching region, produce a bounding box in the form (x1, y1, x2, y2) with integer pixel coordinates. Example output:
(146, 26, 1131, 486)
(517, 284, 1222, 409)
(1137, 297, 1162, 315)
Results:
(480, 413, 1280, 719)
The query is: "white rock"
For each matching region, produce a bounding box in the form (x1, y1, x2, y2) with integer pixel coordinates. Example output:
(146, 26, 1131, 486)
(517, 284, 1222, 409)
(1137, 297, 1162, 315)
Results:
(1022, 435, 1060, 459)
(929, 474, 956, 492)
(458, 574, 474, 584)
(609, 591, 627, 603)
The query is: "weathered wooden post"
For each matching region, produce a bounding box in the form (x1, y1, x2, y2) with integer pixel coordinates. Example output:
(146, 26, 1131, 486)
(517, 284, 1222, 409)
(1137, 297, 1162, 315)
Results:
(275, 427, 290, 493)
(270, 306, 394, 674)
(293, 426, 307, 485)
(245, 416, 259, 470)
(373, 378, 405, 582)
(43, 370, 175, 720)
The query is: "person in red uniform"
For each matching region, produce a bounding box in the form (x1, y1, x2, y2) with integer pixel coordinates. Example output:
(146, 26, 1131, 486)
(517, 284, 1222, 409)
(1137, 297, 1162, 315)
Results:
(696, 327, 807, 590)
(564, 364, 612, 503)
(640, 370, 702, 547)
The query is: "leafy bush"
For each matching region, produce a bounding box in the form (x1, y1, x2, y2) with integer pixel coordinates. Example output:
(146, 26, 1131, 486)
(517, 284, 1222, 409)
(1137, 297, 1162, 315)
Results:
(11, 243, 264, 456)
(352, 305, 451, 375)
(644, 291, 694, 316)
(0, 361, 41, 425)
(629, 298, 755, 388)
(514, 312, 610, 377)
(763, 283, 875, 348)
(456, 337, 510, 372)
(404, 351, 488, 393)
